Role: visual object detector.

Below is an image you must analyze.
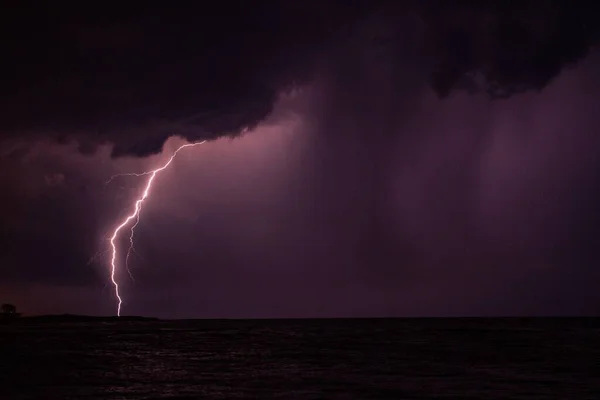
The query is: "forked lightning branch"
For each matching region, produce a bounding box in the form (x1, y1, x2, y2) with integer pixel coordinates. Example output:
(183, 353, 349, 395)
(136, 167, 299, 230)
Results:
(106, 141, 206, 316)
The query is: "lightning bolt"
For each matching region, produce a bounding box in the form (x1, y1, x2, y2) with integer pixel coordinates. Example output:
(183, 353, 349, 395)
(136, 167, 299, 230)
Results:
(105, 171, 154, 186)
(124, 213, 141, 283)
(108, 141, 206, 316)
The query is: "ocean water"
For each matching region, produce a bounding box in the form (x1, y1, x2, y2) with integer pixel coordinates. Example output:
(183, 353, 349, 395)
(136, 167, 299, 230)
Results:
(1, 318, 599, 399)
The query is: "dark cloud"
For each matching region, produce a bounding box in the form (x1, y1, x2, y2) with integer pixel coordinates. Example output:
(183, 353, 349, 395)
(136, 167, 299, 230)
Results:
(0, 182, 96, 286)
(0, 1, 370, 156)
(1, 1, 599, 157)
(0, 144, 125, 287)
(2, 2, 600, 317)
(425, 0, 600, 98)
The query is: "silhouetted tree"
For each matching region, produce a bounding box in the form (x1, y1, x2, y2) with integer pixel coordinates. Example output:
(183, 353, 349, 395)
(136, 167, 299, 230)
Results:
(1, 303, 16, 314)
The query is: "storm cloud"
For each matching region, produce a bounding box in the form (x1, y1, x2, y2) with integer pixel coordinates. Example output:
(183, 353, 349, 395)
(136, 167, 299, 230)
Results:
(1, 1, 598, 157)
(2, 2, 600, 317)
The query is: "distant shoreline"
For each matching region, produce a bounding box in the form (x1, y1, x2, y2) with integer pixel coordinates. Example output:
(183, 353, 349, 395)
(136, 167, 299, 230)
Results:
(1, 314, 159, 323)
(2, 315, 599, 324)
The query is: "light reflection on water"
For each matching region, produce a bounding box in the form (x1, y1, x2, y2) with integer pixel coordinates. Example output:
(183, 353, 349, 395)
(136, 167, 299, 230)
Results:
(1, 318, 599, 399)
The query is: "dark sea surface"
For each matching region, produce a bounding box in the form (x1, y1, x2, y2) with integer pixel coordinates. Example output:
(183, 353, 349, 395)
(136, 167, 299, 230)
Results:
(1, 318, 599, 399)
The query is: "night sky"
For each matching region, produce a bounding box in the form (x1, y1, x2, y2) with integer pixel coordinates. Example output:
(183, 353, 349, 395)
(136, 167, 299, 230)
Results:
(2, 1, 600, 318)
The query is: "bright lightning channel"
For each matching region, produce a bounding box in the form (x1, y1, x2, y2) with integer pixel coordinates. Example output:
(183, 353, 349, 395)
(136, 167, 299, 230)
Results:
(108, 141, 206, 316)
